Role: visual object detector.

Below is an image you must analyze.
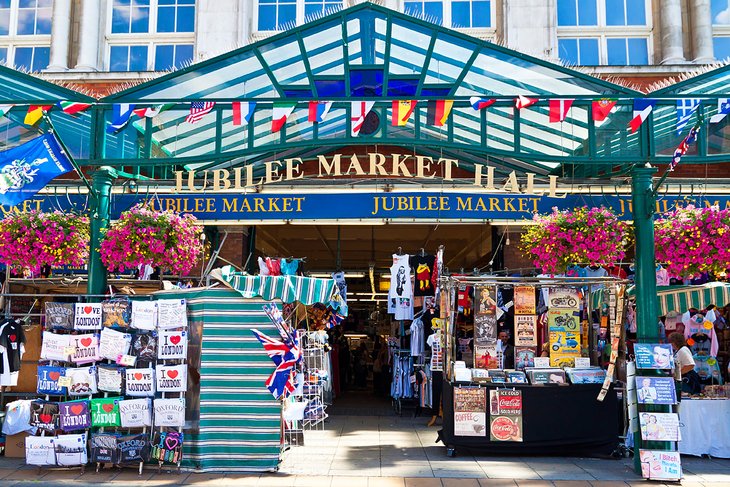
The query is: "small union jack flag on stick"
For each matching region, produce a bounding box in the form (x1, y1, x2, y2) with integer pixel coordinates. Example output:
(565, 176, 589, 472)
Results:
(251, 328, 301, 400)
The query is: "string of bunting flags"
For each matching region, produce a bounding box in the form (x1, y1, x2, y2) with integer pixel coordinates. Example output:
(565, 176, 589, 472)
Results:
(0, 96, 727, 137)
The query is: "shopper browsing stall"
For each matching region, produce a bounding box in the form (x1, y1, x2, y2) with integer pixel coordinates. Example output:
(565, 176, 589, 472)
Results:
(668, 332, 700, 394)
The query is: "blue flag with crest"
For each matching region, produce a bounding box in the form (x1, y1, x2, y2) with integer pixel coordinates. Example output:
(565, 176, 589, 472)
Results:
(0, 133, 74, 207)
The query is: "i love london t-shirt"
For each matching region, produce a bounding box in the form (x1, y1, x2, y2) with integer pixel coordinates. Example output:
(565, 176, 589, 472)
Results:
(90, 397, 122, 427)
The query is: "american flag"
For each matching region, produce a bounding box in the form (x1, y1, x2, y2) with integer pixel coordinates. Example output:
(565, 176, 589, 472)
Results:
(251, 328, 300, 400)
(186, 101, 215, 124)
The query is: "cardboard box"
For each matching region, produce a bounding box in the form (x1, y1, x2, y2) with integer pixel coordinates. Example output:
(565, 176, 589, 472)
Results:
(11, 361, 38, 393)
(3, 431, 30, 458)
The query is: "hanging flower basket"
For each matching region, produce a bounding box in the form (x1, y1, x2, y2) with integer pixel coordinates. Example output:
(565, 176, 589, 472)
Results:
(520, 206, 632, 274)
(654, 204, 730, 279)
(100, 204, 203, 275)
(0, 210, 89, 271)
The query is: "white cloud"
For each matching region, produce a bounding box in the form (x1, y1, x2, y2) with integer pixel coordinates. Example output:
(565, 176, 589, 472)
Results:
(715, 1, 730, 25)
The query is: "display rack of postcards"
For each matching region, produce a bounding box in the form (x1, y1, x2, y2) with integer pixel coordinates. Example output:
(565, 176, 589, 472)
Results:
(297, 330, 328, 429)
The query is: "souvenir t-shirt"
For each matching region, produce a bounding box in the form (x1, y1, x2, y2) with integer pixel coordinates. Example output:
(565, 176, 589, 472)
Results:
(117, 433, 150, 463)
(67, 366, 98, 396)
(157, 299, 188, 329)
(54, 433, 88, 466)
(125, 368, 155, 397)
(156, 364, 187, 392)
(90, 396, 122, 427)
(74, 303, 102, 331)
(131, 301, 158, 331)
(40, 331, 71, 362)
(45, 302, 74, 330)
(37, 365, 67, 395)
(130, 333, 157, 362)
(30, 400, 59, 432)
(409, 254, 436, 297)
(119, 398, 152, 428)
(70, 333, 100, 364)
(58, 400, 91, 432)
(153, 398, 185, 427)
(99, 327, 132, 361)
(389, 254, 414, 320)
(90, 433, 119, 464)
(102, 298, 132, 329)
(97, 364, 124, 393)
(157, 330, 188, 360)
(426, 333, 443, 371)
(150, 431, 183, 464)
(25, 436, 56, 466)
(0, 319, 26, 384)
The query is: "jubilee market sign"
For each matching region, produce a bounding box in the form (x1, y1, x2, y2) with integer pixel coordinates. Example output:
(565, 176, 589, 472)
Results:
(5, 153, 730, 221)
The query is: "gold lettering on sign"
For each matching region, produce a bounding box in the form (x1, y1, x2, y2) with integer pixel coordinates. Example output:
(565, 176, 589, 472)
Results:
(346, 154, 366, 176)
(318, 154, 342, 176)
(415, 155, 435, 178)
(369, 153, 388, 176)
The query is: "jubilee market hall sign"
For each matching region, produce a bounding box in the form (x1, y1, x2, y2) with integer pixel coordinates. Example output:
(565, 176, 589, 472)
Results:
(6, 152, 730, 221)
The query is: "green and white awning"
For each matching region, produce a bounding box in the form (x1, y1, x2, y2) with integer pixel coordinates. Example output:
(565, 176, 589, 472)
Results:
(628, 282, 730, 316)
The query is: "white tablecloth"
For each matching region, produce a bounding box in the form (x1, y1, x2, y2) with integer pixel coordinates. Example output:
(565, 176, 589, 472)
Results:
(679, 399, 730, 458)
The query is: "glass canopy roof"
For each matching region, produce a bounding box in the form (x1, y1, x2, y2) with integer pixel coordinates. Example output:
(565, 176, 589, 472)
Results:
(98, 3, 641, 178)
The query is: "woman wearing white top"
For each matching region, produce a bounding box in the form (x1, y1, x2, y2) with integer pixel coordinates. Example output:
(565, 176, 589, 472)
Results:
(668, 332, 700, 394)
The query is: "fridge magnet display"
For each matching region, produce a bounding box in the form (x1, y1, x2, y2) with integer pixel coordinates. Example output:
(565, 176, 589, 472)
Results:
(90, 397, 122, 427)
(130, 333, 157, 361)
(40, 331, 71, 361)
(117, 433, 150, 463)
(547, 288, 580, 309)
(634, 344, 675, 370)
(102, 298, 132, 329)
(97, 365, 124, 393)
(514, 315, 537, 346)
(90, 433, 119, 464)
(639, 450, 682, 481)
(119, 398, 152, 428)
(453, 386, 487, 437)
(156, 364, 187, 392)
(125, 368, 155, 397)
(474, 344, 499, 369)
(157, 330, 188, 360)
(67, 366, 98, 396)
(37, 365, 67, 395)
(131, 301, 158, 331)
(59, 400, 91, 432)
(639, 412, 680, 441)
(153, 398, 186, 427)
(30, 400, 59, 432)
(514, 348, 535, 370)
(70, 333, 100, 364)
(25, 436, 56, 466)
(513, 285, 536, 315)
(157, 299, 188, 329)
(44, 302, 74, 330)
(150, 431, 184, 464)
(636, 377, 678, 405)
(547, 309, 580, 332)
(98, 327, 132, 361)
(54, 433, 88, 466)
(73, 303, 102, 331)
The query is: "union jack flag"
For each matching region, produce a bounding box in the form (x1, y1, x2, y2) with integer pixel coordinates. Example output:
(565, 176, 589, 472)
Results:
(186, 101, 215, 124)
(251, 328, 300, 400)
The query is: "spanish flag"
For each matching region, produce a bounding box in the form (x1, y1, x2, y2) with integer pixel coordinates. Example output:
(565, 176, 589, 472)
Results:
(24, 105, 52, 126)
(427, 100, 454, 126)
(391, 100, 417, 126)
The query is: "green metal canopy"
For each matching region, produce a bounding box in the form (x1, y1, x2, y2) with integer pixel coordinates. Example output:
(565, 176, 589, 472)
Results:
(96, 2, 641, 179)
(0, 64, 95, 160)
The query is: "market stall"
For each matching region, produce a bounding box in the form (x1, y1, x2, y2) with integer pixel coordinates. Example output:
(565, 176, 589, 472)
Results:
(436, 275, 626, 457)
(679, 393, 730, 458)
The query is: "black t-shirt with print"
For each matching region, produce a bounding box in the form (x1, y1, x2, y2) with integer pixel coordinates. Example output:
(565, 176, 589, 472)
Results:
(409, 254, 436, 297)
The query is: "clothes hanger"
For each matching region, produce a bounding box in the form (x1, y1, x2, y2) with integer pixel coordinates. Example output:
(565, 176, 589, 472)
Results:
(420, 248, 426, 257)
(397, 247, 404, 256)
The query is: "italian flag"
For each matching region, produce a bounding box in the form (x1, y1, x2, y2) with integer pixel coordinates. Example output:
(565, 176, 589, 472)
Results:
(58, 101, 92, 115)
(271, 102, 297, 132)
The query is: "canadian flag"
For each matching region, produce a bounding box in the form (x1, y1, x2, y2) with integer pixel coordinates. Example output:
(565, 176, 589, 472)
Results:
(549, 99, 574, 123)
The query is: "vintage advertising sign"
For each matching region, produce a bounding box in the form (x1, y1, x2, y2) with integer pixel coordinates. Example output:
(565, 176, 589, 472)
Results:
(635, 377, 678, 405)
(474, 344, 499, 370)
(547, 288, 580, 309)
(547, 308, 580, 332)
(489, 389, 523, 442)
(514, 315, 537, 346)
(639, 450, 682, 481)
(74, 303, 102, 330)
(639, 412, 680, 442)
(453, 387, 487, 437)
(634, 344, 675, 370)
(513, 286, 536, 315)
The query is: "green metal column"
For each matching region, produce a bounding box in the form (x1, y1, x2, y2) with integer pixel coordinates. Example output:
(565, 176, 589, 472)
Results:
(87, 166, 118, 296)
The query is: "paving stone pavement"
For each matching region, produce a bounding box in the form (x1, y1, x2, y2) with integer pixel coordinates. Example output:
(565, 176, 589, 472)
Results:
(1, 415, 729, 485)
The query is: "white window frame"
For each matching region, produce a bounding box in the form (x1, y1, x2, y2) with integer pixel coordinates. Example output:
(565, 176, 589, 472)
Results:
(556, 0, 653, 65)
(711, 0, 730, 59)
(104, 0, 196, 72)
(0, 0, 51, 71)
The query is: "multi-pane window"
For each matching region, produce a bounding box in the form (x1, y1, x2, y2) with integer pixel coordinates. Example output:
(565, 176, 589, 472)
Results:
(403, 0, 492, 29)
(304, 0, 342, 19)
(557, 0, 651, 66)
(0, 0, 51, 71)
(257, 0, 344, 30)
(107, 0, 195, 71)
(712, 0, 730, 60)
(404, 1, 445, 25)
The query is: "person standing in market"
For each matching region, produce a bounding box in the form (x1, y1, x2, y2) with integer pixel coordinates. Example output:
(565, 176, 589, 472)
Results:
(668, 332, 701, 394)
(497, 330, 514, 369)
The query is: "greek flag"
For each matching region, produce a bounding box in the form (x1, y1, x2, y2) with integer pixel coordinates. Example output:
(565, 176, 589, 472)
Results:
(0, 134, 73, 207)
(676, 98, 700, 134)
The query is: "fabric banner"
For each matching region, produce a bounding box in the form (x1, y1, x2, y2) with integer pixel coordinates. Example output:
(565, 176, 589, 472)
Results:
(54, 433, 88, 467)
(150, 431, 184, 464)
(99, 327, 131, 361)
(25, 436, 56, 466)
(40, 331, 71, 361)
(90, 397, 122, 427)
(97, 364, 124, 393)
(67, 366, 98, 396)
(91, 433, 119, 464)
(70, 333, 100, 364)
(117, 433, 150, 463)
(130, 333, 157, 361)
(30, 400, 58, 432)
(102, 298, 132, 329)
(37, 365, 66, 395)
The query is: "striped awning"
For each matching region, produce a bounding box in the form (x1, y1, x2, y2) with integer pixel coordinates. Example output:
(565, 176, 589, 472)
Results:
(214, 266, 338, 306)
(628, 282, 730, 316)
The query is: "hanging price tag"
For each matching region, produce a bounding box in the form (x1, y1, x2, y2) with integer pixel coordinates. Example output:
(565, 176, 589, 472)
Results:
(63, 346, 76, 356)
(57, 376, 73, 387)
(534, 357, 550, 368)
(117, 354, 136, 367)
(574, 357, 590, 367)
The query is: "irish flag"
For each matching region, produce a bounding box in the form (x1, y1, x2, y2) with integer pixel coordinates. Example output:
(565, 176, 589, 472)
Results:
(272, 102, 296, 132)
(392, 100, 417, 126)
